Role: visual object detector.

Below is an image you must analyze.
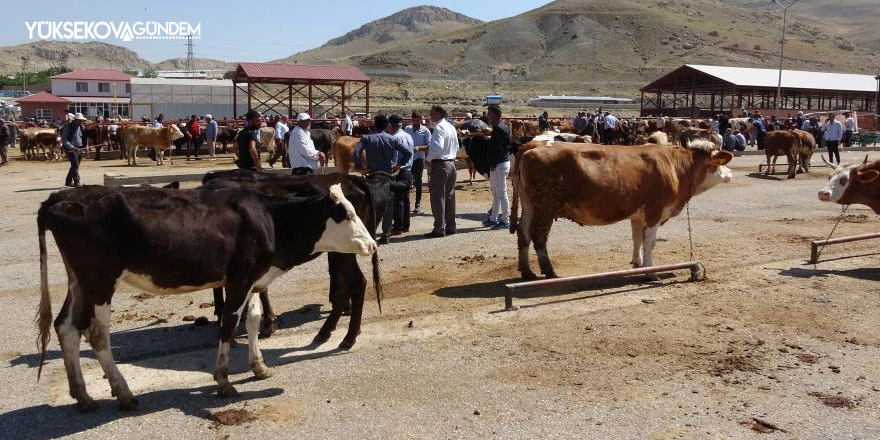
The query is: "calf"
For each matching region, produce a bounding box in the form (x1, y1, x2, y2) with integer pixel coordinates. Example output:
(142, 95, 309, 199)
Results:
(21, 128, 61, 160)
(818, 156, 880, 213)
(123, 124, 184, 165)
(763, 130, 800, 178)
(37, 184, 375, 411)
(510, 139, 732, 279)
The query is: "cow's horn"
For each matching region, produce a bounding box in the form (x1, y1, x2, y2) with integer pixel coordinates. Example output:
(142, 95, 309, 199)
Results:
(820, 155, 835, 168)
(863, 154, 869, 165)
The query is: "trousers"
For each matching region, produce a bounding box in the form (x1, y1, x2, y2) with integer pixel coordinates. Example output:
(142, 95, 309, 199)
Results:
(411, 158, 425, 208)
(826, 140, 841, 164)
(65, 150, 82, 185)
(489, 161, 510, 223)
(392, 169, 413, 231)
(429, 160, 457, 233)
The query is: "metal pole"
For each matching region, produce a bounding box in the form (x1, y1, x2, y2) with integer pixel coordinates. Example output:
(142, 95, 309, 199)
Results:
(809, 232, 880, 263)
(773, 0, 800, 118)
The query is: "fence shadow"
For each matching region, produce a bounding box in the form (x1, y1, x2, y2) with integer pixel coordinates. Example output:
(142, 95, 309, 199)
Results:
(778, 266, 880, 282)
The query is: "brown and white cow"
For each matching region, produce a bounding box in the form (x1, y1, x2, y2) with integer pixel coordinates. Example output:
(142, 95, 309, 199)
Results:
(123, 124, 184, 166)
(818, 156, 880, 213)
(762, 130, 802, 179)
(510, 139, 733, 279)
(36, 184, 376, 411)
(679, 128, 722, 149)
(21, 127, 61, 160)
(648, 131, 668, 146)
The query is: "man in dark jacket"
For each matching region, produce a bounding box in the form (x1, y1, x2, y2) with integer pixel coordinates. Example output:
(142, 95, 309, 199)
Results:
(0, 119, 9, 166)
(60, 112, 87, 186)
(482, 105, 511, 230)
(538, 111, 549, 131)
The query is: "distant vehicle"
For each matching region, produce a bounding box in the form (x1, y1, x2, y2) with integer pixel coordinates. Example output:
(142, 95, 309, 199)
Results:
(482, 95, 502, 106)
(528, 95, 634, 108)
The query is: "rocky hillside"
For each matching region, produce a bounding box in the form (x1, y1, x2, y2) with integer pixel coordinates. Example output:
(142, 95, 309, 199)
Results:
(281, 0, 878, 84)
(0, 40, 150, 72)
(279, 5, 483, 63)
(153, 57, 236, 71)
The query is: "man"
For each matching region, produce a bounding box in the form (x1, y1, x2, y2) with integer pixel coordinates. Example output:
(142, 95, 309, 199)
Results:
(341, 112, 353, 136)
(843, 112, 856, 148)
(204, 114, 218, 160)
(269, 114, 289, 167)
(823, 113, 843, 164)
(603, 111, 619, 145)
(800, 115, 812, 131)
(404, 111, 431, 214)
(185, 114, 201, 160)
(288, 113, 324, 175)
(235, 110, 263, 171)
(0, 119, 9, 166)
(573, 111, 587, 135)
(353, 114, 412, 244)
(733, 130, 747, 151)
(595, 111, 605, 143)
(753, 114, 766, 150)
(107, 119, 119, 151)
(482, 105, 511, 230)
(721, 128, 736, 152)
(388, 115, 415, 235)
(740, 108, 749, 118)
(538, 111, 549, 131)
(60, 112, 87, 186)
(424, 105, 459, 238)
(796, 111, 805, 130)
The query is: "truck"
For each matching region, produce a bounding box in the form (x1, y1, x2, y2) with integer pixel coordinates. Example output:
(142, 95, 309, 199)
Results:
(482, 94, 502, 106)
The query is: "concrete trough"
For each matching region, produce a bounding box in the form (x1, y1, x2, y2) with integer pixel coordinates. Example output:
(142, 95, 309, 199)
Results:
(503, 261, 704, 310)
(104, 167, 337, 186)
(809, 232, 880, 264)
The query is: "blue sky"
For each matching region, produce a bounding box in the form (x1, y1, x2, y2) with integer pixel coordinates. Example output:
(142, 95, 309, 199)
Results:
(2, 1, 548, 63)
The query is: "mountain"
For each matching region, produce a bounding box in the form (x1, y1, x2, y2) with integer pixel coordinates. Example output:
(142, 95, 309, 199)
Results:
(279, 0, 878, 85)
(0, 40, 151, 73)
(278, 5, 483, 64)
(727, 0, 880, 52)
(154, 58, 236, 71)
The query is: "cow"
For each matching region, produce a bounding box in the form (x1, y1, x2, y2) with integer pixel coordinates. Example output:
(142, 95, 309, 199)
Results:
(648, 131, 668, 146)
(509, 137, 733, 280)
(215, 126, 239, 154)
(201, 169, 383, 338)
(818, 156, 880, 213)
(260, 126, 276, 154)
(364, 171, 410, 244)
(793, 129, 816, 173)
(310, 128, 338, 167)
(762, 130, 801, 179)
(728, 118, 755, 145)
(679, 128, 722, 149)
(82, 125, 106, 160)
(123, 124, 185, 166)
(21, 127, 61, 160)
(36, 184, 376, 411)
(331, 136, 363, 174)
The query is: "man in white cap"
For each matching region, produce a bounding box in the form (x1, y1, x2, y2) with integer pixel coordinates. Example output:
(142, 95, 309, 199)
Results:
(204, 114, 218, 160)
(60, 112, 88, 186)
(268, 114, 289, 168)
(287, 113, 324, 175)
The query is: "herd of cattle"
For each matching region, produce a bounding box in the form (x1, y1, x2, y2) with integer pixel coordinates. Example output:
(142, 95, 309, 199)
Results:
(28, 113, 879, 413)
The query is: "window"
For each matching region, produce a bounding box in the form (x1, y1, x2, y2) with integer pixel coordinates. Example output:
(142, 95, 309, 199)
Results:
(35, 109, 52, 119)
(125, 84, 131, 94)
(68, 102, 88, 114)
(98, 83, 110, 93)
(75, 82, 88, 92)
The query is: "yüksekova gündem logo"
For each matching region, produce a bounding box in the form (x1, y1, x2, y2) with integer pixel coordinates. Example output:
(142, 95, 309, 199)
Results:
(25, 21, 201, 42)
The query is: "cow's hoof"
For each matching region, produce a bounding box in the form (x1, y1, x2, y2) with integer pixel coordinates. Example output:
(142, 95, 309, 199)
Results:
(645, 273, 661, 282)
(252, 366, 273, 380)
(338, 337, 356, 351)
(521, 272, 539, 281)
(259, 320, 277, 339)
(217, 384, 239, 398)
(543, 272, 559, 279)
(313, 331, 331, 343)
(76, 398, 98, 413)
(118, 397, 139, 412)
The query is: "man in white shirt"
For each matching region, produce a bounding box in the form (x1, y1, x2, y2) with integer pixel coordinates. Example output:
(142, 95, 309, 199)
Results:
(823, 113, 843, 164)
(287, 113, 325, 175)
(425, 105, 460, 238)
(269, 114, 290, 168)
(204, 114, 218, 160)
(603, 112, 619, 145)
(340, 112, 353, 136)
(843, 112, 856, 148)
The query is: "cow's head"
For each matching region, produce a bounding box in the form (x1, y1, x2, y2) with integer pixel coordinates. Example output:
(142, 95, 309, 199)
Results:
(818, 156, 878, 204)
(313, 184, 377, 256)
(169, 124, 185, 141)
(689, 140, 733, 195)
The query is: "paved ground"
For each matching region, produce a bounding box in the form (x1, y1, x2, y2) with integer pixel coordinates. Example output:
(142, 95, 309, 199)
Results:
(1, 149, 879, 439)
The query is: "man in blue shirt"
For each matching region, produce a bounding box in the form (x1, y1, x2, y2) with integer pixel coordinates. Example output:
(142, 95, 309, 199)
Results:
(753, 114, 766, 150)
(403, 111, 431, 214)
(388, 115, 415, 235)
(352, 114, 411, 173)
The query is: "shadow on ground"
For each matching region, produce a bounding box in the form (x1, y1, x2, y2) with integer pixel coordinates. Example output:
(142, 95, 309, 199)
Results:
(778, 266, 880, 282)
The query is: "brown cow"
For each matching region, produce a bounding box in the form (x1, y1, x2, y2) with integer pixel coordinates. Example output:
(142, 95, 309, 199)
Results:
(509, 137, 732, 280)
(762, 130, 800, 179)
(793, 129, 816, 173)
(21, 127, 61, 160)
(123, 124, 184, 166)
(818, 156, 880, 213)
(331, 136, 364, 174)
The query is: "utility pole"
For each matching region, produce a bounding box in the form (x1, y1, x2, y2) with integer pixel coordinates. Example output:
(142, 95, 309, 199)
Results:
(185, 34, 195, 78)
(772, 0, 800, 117)
(20, 56, 29, 96)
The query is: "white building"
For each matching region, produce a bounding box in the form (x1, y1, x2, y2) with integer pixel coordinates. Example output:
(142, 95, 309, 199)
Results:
(50, 69, 133, 118)
(130, 77, 246, 120)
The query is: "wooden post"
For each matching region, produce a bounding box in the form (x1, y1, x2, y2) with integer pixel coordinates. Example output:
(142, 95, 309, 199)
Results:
(341, 81, 347, 115)
(233, 81, 238, 119)
(308, 82, 313, 116)
(287, 84, 292, 117)
(247, 82, 253, 113)
(365, 82, 370, 114)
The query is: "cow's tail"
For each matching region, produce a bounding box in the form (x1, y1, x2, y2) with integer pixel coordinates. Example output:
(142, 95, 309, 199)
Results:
(36, 205, 52, 381)
(509, 152, 522, 234)
(362, 180, 383, 313)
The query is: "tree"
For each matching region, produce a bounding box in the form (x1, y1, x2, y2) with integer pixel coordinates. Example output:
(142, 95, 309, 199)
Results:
(122, 68, 140, 77)
(142, 68, 158, 78)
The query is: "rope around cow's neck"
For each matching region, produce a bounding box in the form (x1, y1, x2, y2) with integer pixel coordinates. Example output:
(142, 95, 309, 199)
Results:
(813, 204, 849, 268)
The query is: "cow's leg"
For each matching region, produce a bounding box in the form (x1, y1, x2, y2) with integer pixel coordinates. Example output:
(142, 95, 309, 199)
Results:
(90, 303, 138, 411)
(244, 293, 272, 380)
(765, 154, 773, 175)
(213, 287, 224, 322)
(258, 288, 276, 338)
(55, 282, 97, 412)
(339, 260, 365, 350)
(214, 284, 253, 397)
(316, 254, 349, 344)
(630, 218, 646, 268)
(517, 203, 538, 280)
(532, 215, 558, 279)
(787, 153, 797, 179)
(642, 225, 661, 279)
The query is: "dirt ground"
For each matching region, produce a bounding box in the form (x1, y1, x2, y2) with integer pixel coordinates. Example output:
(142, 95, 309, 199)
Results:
(1, 148, 879, 439)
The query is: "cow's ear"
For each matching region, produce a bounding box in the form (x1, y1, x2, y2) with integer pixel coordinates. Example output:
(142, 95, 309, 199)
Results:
(708, 150, 733, 166)
(856, 170, 880, 183)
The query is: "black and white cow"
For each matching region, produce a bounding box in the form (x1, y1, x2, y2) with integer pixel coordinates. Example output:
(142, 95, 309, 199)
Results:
(36, 184, 376, 411)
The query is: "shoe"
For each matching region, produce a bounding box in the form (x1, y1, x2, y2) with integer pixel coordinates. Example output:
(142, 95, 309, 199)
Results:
(424, 231, 446, 238)
(482, 218, 497, 227)
(65, 182, 74, 187)
(445, 229, 457, 235)
(412, 208, 421, 215)
(209, 157, 217, 161)
(194, 157, 201, 161)
(186, 157, 193, 161)
(378, 236, 390, 245)
(491, 222, 510, 230)
(402, 229, 409, 233)
(390, 229, 403, 236)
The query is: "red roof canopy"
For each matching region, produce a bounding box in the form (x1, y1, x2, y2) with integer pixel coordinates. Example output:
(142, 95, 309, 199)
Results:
(50, 69, 133, 81)
(234, 63, 370, 83)
(16, 91, 70, 103)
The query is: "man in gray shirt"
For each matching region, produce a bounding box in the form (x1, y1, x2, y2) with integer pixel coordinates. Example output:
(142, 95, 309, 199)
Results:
(60, 112, 87, 186)
(404, 111, 431, 214)
(388, 114, 415, 235)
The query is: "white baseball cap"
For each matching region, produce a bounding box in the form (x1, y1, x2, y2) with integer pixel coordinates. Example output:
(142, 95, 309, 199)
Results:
(204, 114, 212, 119)
(297, 113, 311, 121)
